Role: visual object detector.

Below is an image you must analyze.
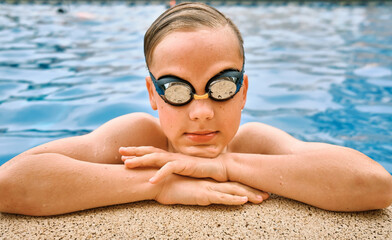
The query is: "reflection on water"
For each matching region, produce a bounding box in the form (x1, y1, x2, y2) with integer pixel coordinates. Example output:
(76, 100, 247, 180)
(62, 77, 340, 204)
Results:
(0, 3, 391, 172)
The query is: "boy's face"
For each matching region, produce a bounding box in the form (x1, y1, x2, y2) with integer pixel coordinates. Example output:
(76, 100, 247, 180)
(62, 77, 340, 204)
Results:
(146, 26, 248, 158)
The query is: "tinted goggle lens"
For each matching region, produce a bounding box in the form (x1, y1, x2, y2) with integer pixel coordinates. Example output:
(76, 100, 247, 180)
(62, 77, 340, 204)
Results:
(209, 77, 237, 100)
(164, 82, 193, 105)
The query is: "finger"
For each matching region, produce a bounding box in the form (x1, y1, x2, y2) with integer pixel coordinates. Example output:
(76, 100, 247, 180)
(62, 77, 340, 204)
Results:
(120, 146, 165, 156)
(150, 160, 217, 183)
(119, 146, 166, 156)
(207, 192, 248, 205)
(124, 153, 173, 169)
(212, 182, 266, 204)
(262, 192, 270, 200)
(149, 162, 186, 183)
(151, 161, 224, 184)
(121, 155, 136, 162)
(246, 190, 269, 203)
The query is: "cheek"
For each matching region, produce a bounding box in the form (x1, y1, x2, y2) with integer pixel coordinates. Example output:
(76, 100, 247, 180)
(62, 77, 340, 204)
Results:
(216, 102, 242, 135)
(157, 105, 184, 137)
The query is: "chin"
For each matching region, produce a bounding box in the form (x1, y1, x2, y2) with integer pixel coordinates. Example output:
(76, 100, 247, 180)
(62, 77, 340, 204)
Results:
(179, 145, 223, 158)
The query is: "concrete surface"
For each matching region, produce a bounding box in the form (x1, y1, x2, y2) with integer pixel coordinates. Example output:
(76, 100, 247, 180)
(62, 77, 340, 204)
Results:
(1, 195, 391, 239)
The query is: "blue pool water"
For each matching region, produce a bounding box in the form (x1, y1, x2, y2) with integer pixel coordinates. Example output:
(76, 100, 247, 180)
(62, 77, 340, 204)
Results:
(0, 3, 391, 173)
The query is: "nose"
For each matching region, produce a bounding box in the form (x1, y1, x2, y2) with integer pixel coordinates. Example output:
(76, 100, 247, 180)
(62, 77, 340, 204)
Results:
(188, 99, 214, 121)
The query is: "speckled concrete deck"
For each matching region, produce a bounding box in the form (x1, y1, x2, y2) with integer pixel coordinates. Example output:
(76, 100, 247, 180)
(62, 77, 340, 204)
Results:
(1, 195, 391, 239)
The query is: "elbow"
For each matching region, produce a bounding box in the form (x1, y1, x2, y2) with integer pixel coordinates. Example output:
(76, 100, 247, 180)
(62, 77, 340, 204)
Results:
(0, 176, 47, 216)
(0, 170, 21, 215)
(336, 167, 392, 212)
(374, 173, 392, 209)
(0, 166, 14, 214)
(0, 162, 49, 216)
(351, 154, 392, 210)
(363, 170, 392, 210)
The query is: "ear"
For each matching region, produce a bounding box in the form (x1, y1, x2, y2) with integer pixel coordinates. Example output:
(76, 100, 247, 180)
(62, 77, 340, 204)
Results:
(241, 74, 248, 110)
(146, 76, 158, 110)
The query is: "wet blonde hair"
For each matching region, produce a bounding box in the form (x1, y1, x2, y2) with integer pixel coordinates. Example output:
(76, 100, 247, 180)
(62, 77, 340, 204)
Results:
(144, 2, 244, 69)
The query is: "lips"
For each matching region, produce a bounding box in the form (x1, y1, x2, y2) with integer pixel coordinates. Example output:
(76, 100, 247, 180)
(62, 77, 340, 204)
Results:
(185, 131, 218, 143)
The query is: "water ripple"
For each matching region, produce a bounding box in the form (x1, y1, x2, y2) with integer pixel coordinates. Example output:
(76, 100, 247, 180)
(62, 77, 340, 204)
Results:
(0, 3, 391, 172)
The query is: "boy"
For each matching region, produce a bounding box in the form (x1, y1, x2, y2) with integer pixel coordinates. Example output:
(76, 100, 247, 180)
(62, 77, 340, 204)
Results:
(0, 2, 391, 216)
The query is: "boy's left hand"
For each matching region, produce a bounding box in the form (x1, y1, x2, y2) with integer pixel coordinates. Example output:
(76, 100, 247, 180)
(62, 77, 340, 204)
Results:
(120, 146, 228, 184)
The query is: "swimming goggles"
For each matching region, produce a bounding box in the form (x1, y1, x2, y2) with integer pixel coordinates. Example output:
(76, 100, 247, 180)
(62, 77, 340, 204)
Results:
(149, 67, 244, 106)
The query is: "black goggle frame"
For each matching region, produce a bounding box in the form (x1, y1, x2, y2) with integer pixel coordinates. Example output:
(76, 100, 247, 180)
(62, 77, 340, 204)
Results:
(149, 66, 244, 106)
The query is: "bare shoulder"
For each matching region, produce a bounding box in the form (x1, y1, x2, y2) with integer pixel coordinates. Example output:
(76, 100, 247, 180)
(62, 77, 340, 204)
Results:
(15, 112, 167, 164)
(229, 122, 334, 155)
(229, 122, 301, 155)
(89, 112, 167, 150)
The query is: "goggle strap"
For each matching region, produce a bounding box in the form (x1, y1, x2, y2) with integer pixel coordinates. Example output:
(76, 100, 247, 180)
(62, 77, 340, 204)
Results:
(149, 73, 165, 96)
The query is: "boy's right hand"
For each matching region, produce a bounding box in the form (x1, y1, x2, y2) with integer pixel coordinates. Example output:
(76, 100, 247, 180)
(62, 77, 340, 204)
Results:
(154, 174, 268, 206)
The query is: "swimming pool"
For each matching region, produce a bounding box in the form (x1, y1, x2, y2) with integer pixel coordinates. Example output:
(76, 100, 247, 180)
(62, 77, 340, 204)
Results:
(0, 2, 391, 173)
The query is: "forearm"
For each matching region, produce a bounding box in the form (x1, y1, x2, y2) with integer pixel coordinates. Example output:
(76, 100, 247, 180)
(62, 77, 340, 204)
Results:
(226, 147, 392, 211)
(0, 153, 161, 216)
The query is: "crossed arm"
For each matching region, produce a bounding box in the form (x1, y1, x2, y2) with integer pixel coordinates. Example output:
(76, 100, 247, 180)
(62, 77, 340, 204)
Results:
(1, 113, 391, 216)
(122, 122, 392, 212)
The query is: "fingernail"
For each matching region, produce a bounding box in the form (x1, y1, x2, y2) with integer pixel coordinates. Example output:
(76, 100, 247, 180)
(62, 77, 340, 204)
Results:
(149, 177, 156, 183)
(241, 196, 248, 201)
(256, 195, 263, 201)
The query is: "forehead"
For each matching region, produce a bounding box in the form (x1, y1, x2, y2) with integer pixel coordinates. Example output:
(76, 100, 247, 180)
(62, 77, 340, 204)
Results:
(149, 26, 242, 77)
